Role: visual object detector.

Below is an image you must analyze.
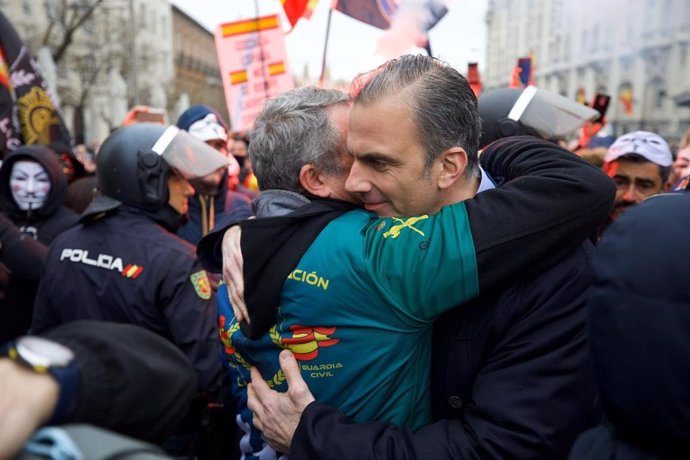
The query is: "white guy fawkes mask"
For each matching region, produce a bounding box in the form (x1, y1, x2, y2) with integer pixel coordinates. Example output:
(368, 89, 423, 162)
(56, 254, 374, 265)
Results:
(10, 160, 51, 211)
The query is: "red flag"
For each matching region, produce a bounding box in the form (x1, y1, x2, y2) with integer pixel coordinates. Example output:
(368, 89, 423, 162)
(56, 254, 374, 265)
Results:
(467, 63, 482, 98)
(509, 66, 523, 89)
(0, 11, 72, 158)
(282, 0, 310, 27)
(335, 0, 447, 30)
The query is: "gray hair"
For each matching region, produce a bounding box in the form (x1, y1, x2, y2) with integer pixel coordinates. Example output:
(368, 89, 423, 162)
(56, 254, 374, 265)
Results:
(352, 54, 481, 178)
(249, 86, 351, 193)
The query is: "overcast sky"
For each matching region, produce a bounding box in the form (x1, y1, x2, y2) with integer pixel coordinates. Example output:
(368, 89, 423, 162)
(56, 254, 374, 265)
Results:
(169, 0, 488, 82)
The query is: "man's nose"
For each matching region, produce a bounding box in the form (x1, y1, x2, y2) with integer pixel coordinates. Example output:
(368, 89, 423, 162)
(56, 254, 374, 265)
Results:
(344, 161, 369, 193)
(186, 182, 195, 196)
(621, 184, 640, 203)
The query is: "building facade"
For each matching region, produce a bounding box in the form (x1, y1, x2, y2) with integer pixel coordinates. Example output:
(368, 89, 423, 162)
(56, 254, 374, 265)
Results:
(170, 5, 227, 126)
(3, 0, 174, 144)
(485, 0, 690, 141)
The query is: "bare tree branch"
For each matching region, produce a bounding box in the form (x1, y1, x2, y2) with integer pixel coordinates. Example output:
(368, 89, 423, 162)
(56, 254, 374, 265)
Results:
(52, 0, 106, 64)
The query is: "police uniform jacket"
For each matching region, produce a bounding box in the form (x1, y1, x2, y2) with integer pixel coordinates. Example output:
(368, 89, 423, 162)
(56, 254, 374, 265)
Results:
(31, 205, 224, 397)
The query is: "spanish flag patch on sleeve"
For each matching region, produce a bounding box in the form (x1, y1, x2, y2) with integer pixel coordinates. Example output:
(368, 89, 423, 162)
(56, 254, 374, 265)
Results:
(190, 270, 212, 300)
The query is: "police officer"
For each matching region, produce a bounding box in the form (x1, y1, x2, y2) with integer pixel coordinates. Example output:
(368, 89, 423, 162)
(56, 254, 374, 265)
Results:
(31, 123, 228, 400)
(478, 86, 598, 148)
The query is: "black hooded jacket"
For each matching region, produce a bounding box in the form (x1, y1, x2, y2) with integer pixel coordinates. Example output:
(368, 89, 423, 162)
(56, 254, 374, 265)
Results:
(0, 145, 78, 243)
(0, 145, 78, 341)
(569, 193, 690, 460)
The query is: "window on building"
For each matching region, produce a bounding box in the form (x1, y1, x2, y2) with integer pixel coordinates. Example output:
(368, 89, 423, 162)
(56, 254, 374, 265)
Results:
(662, 0, 673, 34)
(680, 42, 688, 68)
(603, 25, 612, 52)
(139, 3, 146, 29)
(642, 0, 654, 38)
(580, 31, 587, 56)
(591, 23, 599, 53)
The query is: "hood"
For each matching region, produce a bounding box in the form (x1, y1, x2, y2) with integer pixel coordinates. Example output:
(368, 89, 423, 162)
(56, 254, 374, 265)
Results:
(0, 145, 68, 220)
(251, 189, 311, 218)
(589, 192, 690, 454)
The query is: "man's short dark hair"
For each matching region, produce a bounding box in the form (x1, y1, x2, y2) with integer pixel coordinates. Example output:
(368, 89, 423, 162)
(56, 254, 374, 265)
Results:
(615, 153, 672, 182)
(351, 54, 482, 178)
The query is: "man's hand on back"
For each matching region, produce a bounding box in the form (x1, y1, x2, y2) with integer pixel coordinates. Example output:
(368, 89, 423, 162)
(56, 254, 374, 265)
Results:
(222, 225, 249, 323)
(247, 350, 316, 453)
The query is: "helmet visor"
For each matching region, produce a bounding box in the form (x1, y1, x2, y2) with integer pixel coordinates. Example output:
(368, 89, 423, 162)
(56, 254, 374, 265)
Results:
(510, 86, 599, 139)
(152, 126, 229, 179)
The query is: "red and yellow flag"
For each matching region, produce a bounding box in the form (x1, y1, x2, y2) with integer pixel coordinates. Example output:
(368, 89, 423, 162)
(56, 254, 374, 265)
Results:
(282, 0, 310, 27)
(302, 0, 319, 19)
(619, 85, 634, 115)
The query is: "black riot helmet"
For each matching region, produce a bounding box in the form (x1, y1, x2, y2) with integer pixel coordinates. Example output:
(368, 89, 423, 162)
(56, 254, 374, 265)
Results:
(83, 123, 228, 218)
(479, 86, 599, 149)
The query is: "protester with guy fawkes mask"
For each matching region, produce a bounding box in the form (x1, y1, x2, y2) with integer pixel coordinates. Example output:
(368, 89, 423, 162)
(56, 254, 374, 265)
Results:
(0, 145, 78, 342)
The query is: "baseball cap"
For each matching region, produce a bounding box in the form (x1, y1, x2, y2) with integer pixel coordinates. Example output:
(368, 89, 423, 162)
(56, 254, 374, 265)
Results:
(604, 131, 672, 167)
(188, 113, 227, 142)
(176, 105, 228, 142)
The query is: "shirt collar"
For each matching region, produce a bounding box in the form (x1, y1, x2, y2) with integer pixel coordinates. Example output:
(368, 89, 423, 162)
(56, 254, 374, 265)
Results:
(477, 166, 496, 193)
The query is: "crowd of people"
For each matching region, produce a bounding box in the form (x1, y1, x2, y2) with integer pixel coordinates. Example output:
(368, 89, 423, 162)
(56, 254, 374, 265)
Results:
(0, 53, 688, 460)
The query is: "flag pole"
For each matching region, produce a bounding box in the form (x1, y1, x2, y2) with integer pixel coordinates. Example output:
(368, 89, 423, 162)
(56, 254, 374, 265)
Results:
(318, 1, 337, 87)
(254, 0, 269, 98)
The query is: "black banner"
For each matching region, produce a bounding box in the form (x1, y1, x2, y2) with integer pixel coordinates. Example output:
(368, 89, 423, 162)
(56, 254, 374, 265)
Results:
(0, 11, 72, 159)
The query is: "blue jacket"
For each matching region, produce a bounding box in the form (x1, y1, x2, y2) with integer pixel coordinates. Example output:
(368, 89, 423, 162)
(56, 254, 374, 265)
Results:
(31, 205, 225, 398)
(569, 193, 690, 460)
(177, 170, 252, 246)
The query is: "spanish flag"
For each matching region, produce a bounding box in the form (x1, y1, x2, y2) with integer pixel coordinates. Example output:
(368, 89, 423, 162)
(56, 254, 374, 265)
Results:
(220, 16, 280, 37)
(268, 62, 286, 77)
(282, 0, 310, 27)
(230, 70, 248, 85)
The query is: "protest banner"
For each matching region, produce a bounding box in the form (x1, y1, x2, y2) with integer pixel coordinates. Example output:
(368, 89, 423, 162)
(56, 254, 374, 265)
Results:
(215, 15, 294, 132)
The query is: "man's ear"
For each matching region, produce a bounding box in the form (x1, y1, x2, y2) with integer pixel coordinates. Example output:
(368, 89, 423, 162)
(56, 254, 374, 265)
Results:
(662, 178, 674, 193)
(299, 164, 331, 198)
(438, 147, 468, 189)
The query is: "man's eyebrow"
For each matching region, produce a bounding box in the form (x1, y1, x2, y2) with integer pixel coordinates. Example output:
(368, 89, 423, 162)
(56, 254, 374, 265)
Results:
(355, 151, 401, 165)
